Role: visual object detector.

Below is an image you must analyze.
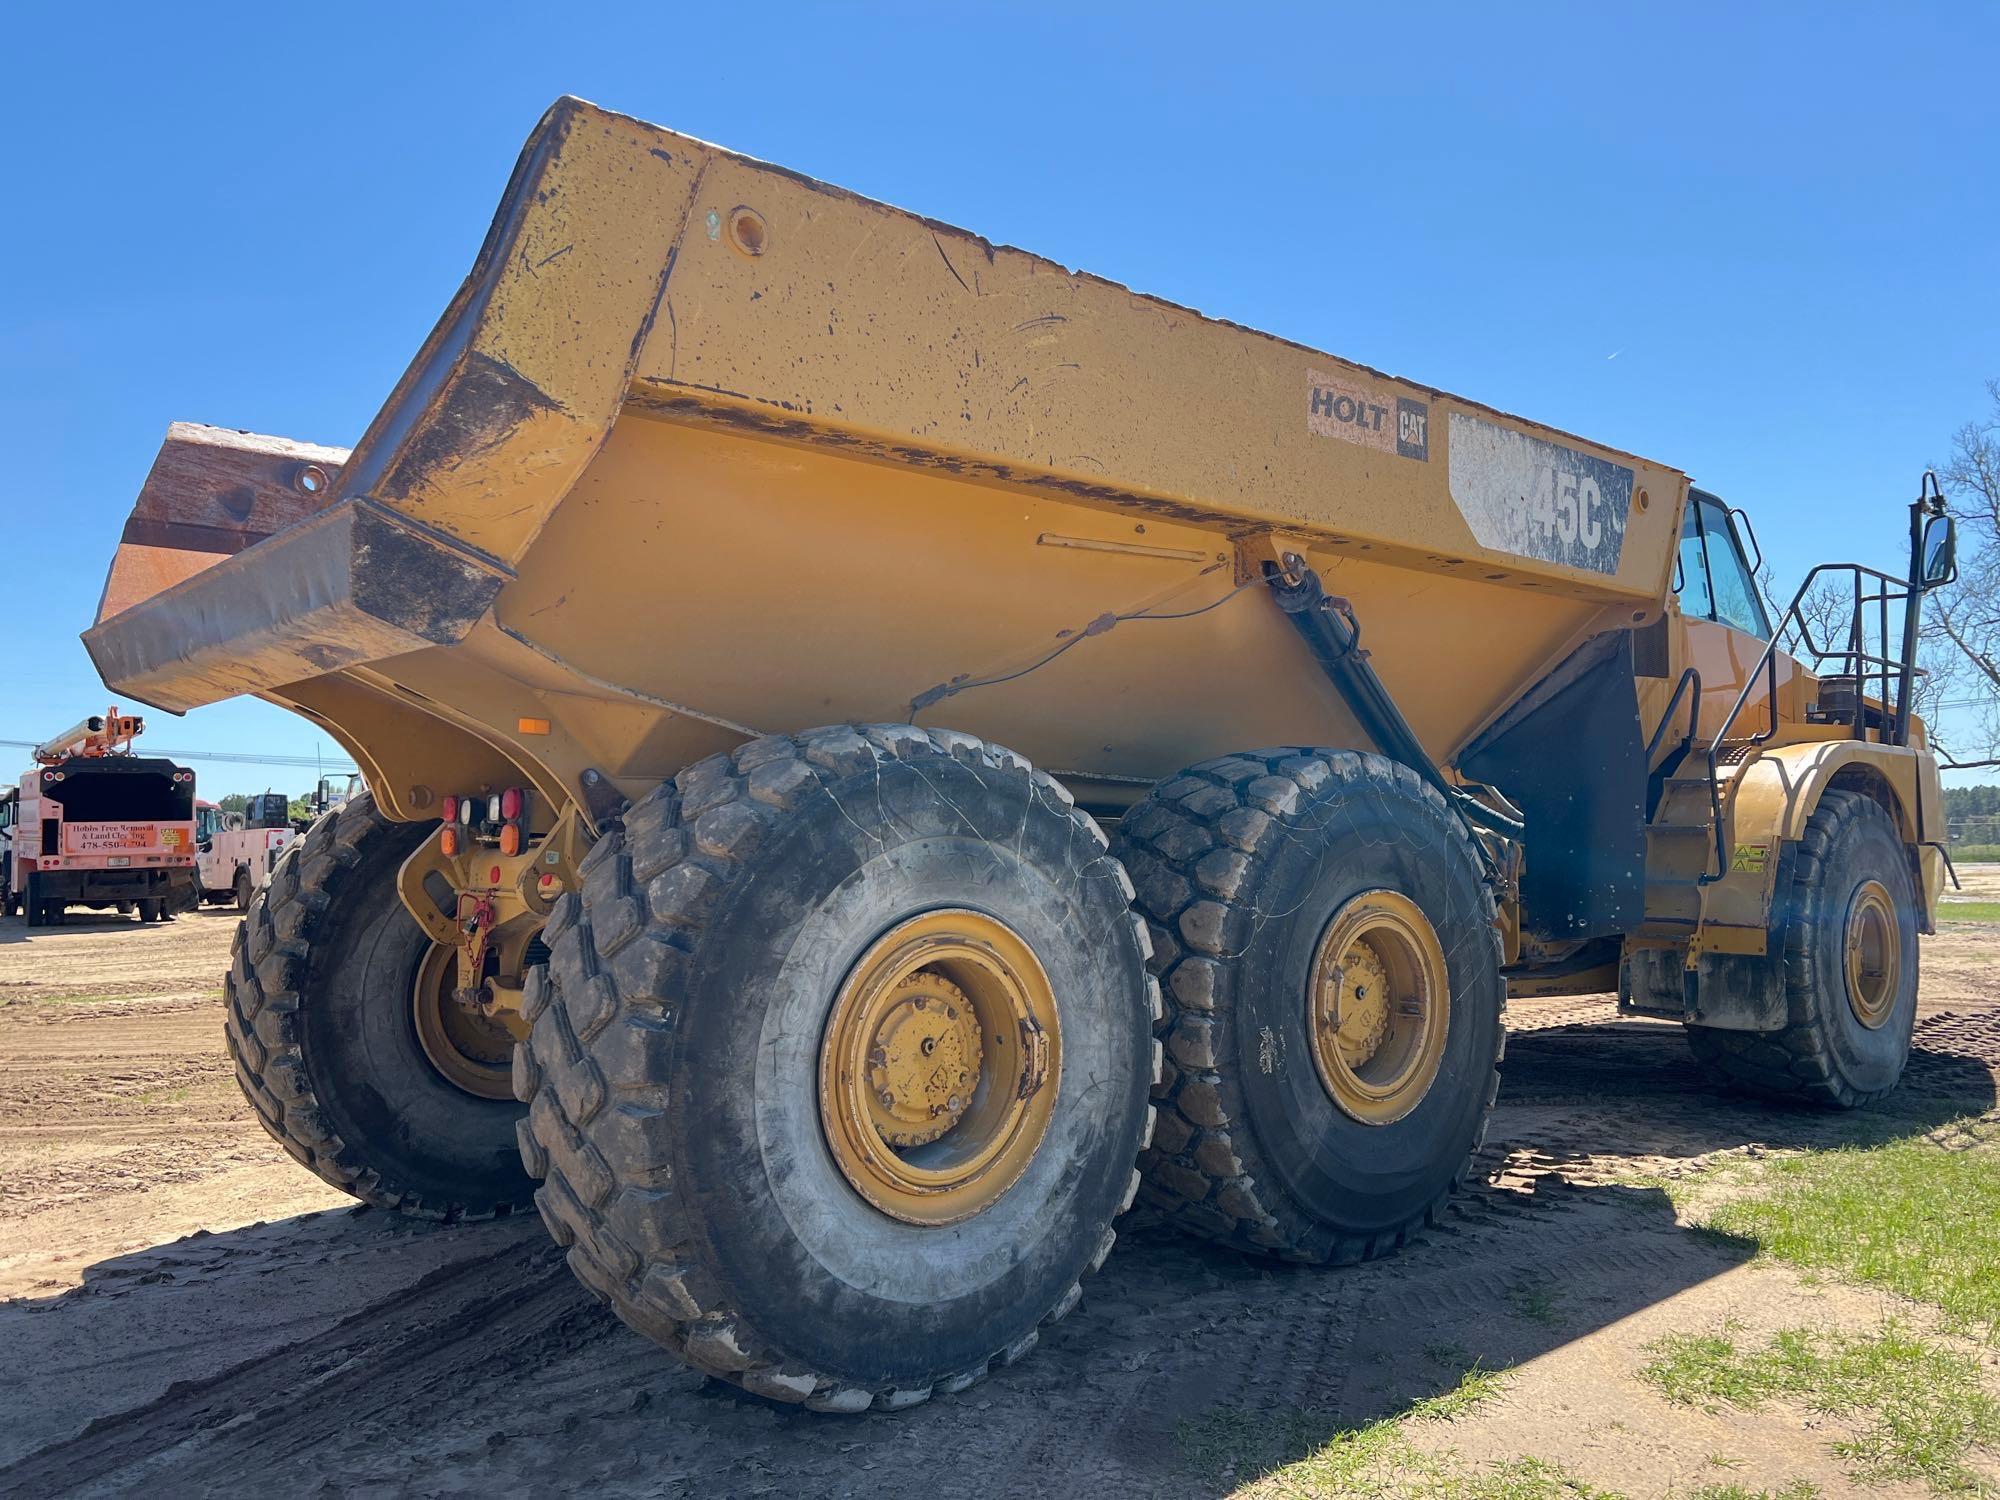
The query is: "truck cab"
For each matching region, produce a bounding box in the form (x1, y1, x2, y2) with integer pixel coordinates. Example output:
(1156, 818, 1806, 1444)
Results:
(197, 791, 298, 911)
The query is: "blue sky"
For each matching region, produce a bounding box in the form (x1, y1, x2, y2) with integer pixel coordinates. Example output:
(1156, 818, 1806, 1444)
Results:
(5, 2, 1996, 792)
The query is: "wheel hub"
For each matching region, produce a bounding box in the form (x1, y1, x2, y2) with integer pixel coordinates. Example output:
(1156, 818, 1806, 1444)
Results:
(1307, 891, 1451, 1127)
(1327, 941, 1392, 1070)
(1843, 878, 1900, 1031)
(820, 910, 1061, 1226)
(864, 973, 985, 1147)
(413, 942, 519, 1101)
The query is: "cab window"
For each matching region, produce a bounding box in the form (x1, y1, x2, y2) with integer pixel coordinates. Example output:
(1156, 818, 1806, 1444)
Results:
(1677, 492, 1771, 640)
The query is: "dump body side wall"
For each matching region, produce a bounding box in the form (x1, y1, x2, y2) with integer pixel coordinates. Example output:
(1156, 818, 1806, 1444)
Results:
(85, 99, 1688, 768)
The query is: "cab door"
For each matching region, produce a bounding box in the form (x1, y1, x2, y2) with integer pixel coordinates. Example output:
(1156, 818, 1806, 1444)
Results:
(1673, 490, 1793, 742)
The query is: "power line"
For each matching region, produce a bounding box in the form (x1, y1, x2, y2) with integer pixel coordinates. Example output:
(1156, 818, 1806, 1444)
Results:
(0, 739, 357, 772)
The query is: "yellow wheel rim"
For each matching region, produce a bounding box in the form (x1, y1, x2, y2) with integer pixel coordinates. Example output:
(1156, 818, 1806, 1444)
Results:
(819, 910, 1061, 1226)
(1844, 878, 1900, 1031)
(413, 942, 518, 1101)
(1307, 891, 1451, 1126)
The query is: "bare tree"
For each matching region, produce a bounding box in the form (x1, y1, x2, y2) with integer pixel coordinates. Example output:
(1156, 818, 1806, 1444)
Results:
(1749, 386, 1998, 766)
(1929, 380, 2000, 768)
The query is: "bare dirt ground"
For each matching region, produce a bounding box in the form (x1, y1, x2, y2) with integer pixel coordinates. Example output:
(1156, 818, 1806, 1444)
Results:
(2, 891, 1997, 1498)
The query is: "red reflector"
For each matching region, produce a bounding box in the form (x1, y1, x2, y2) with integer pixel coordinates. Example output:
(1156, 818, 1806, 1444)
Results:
(440, 827, 460, 858)
(441, 795, 459, 822)
(539, 873, 555, 888)
(489, 865, 502, 885)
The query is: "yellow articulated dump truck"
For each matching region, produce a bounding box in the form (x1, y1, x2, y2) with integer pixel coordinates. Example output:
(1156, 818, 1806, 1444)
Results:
(86, 99, 1956, 1410)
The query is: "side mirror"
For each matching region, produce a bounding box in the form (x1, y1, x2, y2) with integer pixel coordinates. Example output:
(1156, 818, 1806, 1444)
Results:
(1922, 513, 1957, 587)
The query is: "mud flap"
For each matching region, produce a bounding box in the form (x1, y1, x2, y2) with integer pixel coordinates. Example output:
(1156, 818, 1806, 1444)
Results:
(1620, 945, 1788, 1032)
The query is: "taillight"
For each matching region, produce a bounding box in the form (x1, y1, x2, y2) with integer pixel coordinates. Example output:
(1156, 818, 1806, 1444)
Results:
(486, 793, 502, 823)
(440, 827, 460, 858)
(459, 798, 474, 827)
(501, 787, 523, 821)
(499, 823, 522, 857)
(441, 795, 459, 823)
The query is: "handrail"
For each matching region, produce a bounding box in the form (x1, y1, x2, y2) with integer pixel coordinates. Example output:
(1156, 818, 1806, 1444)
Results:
(1696, 559, 1921, 883)
(1645, 666, 1702, 763)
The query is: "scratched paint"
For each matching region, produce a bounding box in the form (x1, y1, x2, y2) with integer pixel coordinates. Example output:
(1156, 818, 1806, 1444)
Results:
(1447, 413, 1633, 577)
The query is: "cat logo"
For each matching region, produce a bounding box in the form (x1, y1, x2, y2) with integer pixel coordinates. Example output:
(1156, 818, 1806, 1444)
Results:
(1306, 369, 1429, 462)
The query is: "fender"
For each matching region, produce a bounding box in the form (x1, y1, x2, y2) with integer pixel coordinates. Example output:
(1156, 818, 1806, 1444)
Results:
(1726, 738, 1942, 931)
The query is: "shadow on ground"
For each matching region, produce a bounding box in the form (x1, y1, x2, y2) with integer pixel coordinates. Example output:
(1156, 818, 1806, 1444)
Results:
(0, 906, 236, 946)
(1, 1006, 1993, 1498)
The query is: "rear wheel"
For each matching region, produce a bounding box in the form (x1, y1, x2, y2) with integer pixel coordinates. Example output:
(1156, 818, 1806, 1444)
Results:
(233, 870, 253, 913)
(1687, 789, 1917, 1107)
(516, 725, 1156, 1409)
(24, 876, 44, 929)
(1114, 749, 1504, 1263)
(138, 899, 162, 923)
(225, 791, 533, 1218)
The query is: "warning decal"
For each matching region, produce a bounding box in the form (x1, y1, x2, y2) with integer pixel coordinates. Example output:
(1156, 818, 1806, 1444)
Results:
(1446, 413, 1632, 577)
(1307, 370, 1429, 461)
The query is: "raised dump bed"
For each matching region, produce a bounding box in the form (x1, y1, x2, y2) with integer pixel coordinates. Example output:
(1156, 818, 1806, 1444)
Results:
(85, 98, 1951, 1413)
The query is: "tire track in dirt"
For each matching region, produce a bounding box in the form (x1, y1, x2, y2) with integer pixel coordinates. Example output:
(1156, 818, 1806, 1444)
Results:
(2, 915, 1996, 1497)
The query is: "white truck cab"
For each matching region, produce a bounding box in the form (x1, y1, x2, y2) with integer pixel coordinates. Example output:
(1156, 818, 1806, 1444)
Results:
(197, 792, 297, 911)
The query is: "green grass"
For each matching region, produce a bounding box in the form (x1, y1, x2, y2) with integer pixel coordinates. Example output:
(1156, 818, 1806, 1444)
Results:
(1936, 900, 2000, 923)
(1506, 1283, 1563, 1327)
(1177, 1367, 1618, 1498)
(1946, 845, 2000, 863)
(0, 986, 226, 1010)
(4, 991, 151, 1008)
(1643, 1322, 2000, 1494)
(1694, 1129, 2000, 1340)
(1683, 1484, 1822, 1500)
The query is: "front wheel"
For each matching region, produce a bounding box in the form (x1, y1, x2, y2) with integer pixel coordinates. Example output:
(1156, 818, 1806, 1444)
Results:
(1115, 750, 1504, 1263)
(517, 726, 1157, 1410)
(1687, 789, 1918, 1107)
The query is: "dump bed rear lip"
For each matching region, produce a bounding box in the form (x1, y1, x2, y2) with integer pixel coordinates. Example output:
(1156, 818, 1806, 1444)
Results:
(82, 497, 511, 714)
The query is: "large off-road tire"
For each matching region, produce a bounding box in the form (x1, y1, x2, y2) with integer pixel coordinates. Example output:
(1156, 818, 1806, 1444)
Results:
(224, 792, 534, 1218)
(1114, 749, 1504, 1263)
(1687, 789, 1918, 1108)
(516, 725, 1157, 1411)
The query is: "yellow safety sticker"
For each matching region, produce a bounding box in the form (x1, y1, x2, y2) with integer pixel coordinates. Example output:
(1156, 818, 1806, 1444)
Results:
(1729, 843, 1770, 874)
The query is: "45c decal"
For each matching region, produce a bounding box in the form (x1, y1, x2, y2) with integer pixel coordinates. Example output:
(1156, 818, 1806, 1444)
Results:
(1446, 413, 1633, 577)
